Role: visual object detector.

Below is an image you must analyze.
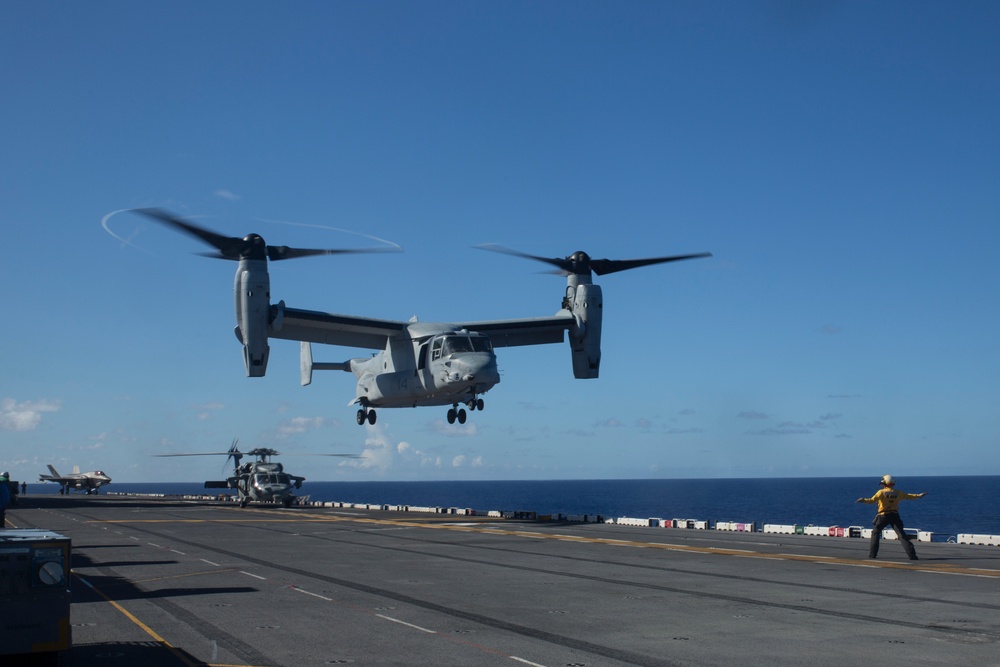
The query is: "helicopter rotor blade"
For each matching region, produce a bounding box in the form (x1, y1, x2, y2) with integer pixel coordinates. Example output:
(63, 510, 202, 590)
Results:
(590, 253, 713, 276)
(151, 452, 238, 457)
(133, 208, 401, 262)
(477, 244, 712, 277)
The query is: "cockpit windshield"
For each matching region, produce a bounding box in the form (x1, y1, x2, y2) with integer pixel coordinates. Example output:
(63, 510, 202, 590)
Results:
(439, 333, 492, 357)
(254, 473, 291, 486)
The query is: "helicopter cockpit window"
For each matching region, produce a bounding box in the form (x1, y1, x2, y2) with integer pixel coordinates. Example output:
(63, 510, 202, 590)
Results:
(431, 337, 443, 361)
(254, 473, 268, 485)
(442, 335, 474, 356)
(470, 334, 492, 353)
(275, 473, 290, 485)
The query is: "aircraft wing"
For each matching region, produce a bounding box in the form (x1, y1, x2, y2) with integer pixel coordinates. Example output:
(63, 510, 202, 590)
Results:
(269, 306, 574, 349)
(269, 306, 409, 350)
(453, 313, 574, 348)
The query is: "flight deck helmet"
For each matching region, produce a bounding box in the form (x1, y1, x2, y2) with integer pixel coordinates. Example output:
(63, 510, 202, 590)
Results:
(881, 474, 895, 487)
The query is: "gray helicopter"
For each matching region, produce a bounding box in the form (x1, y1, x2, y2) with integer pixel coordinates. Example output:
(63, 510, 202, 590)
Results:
(156, 440, 358, 508)
(133, 209, 710, 426)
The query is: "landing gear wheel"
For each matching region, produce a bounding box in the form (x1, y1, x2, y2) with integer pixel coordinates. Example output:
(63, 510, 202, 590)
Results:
(239, 497, 248, 508)
(447, 408, 457, 424)
(356, 409, 366, 425)
(457, 408, 467, 424)
(476, 398, 484, 411)
(368, 409, 377, 425)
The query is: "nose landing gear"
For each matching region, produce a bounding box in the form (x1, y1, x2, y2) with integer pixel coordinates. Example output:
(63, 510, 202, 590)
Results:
(447, 396, 484, 424)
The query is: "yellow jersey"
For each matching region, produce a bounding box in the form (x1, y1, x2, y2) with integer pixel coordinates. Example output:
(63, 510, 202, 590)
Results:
(859, 487, 922, 514)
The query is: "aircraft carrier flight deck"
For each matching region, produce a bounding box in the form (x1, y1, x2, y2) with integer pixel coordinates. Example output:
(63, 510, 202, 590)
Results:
(3, 494, 999, 667)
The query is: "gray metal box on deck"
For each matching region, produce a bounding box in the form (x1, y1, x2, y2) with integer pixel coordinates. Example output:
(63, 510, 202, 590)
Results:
(0, 529, 72, 658)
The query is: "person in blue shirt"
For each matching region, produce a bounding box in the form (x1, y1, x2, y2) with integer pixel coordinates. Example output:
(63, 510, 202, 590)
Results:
(857, 474, 926, 560)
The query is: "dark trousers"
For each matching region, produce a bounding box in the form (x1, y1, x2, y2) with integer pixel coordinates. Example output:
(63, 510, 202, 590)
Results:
(870, 512, 917, 559)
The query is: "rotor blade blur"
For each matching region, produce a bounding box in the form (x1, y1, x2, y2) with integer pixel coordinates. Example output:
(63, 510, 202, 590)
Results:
(266, 246, 401, 261)
(475, 244, 571, 272)
(590, 252, 713, 276)
(135, 208, 245, 258)
(151, 452, 237, 457)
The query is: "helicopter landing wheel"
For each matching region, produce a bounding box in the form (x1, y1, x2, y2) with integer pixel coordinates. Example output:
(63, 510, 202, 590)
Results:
(368, 409, 377, 425)
(448, 405, 467, 425)
(476, 398, 484, 411)
(356, 409, 366, 425)
(239, 497, 248, 508)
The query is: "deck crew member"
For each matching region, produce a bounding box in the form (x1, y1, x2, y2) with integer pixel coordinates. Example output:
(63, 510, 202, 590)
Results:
(856, 474, 926, 560)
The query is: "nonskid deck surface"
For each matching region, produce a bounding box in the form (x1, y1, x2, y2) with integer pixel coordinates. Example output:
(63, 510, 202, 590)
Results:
(5, 495, 1000, 667)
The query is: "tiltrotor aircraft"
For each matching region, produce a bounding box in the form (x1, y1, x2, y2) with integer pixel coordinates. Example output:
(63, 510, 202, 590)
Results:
(155, 440, 358, 507)
(133, 208, 711, 425)
(38, 465, 112, 494)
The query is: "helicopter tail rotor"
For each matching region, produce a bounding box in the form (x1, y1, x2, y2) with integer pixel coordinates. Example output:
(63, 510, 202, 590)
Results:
(225, 438, 243, 472)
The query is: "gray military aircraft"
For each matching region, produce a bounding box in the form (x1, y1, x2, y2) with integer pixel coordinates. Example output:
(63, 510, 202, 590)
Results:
(133, 209, 711, 426)
(38, 465, 112, 494)
(155, 439, 361, 508)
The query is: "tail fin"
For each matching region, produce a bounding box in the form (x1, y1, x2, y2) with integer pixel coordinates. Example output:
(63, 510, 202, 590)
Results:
(47, 464, 61, 477)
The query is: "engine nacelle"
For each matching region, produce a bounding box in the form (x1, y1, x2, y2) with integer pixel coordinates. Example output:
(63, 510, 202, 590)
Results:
(568, 282, 603, 379)
(234, 260, 271, 377)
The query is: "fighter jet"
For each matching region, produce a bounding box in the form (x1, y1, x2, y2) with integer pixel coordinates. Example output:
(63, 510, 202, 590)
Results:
(38, 465, 112, 494)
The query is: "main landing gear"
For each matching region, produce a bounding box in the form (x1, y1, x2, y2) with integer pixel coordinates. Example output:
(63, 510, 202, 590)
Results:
(446, 397, 485, 424)
(356, 407, 376, 425)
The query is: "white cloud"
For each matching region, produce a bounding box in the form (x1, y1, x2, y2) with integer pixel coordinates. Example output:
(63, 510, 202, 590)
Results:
(0, 398, 61, 431)
(339, 423, 396, 470)
(276, 416, 326, 437)
(194, 401, 224, 421)
(214, 189, 242, 201)
(429, 420, 478, 437)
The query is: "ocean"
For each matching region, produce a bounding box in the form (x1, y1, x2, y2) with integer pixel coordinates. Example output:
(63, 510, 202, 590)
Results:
(25, 476, 1000, 541)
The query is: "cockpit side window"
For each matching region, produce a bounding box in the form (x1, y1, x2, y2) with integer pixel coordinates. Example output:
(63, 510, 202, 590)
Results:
(431, 337, 443, 361)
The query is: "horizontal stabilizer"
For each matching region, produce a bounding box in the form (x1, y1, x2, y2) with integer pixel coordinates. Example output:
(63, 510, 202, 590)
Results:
(300, 341, 352, 386)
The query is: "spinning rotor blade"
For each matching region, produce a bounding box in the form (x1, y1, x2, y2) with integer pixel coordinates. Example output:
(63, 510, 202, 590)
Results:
(589, 253, 713, 276)
(152, 452, 239, 457)
(477, 244, 712, 277)
(134, 208, 399, 262)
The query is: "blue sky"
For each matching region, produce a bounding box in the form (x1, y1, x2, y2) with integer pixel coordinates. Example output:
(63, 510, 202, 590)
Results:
(2, 2, 998, 484)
